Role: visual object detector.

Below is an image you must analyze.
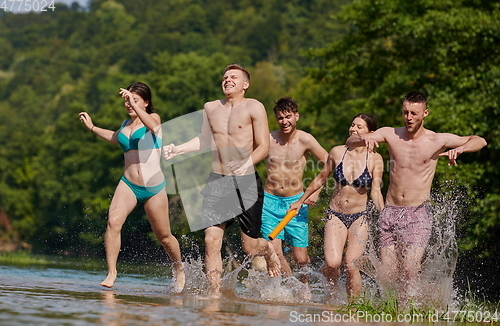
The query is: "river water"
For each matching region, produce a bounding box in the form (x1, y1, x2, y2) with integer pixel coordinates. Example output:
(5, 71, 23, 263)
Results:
(0, 261, 471, 326)
(0, 263, 338, 326)
(1, 190, 486, 325)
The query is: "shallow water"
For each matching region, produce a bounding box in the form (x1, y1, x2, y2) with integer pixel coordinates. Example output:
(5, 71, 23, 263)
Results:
(1, 262, 479, 326)
(0, 264, 329, 326)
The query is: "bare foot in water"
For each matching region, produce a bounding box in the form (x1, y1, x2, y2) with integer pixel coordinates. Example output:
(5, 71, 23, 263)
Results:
(251, 256, 267, 272)
(206, 270, 222, 298)
(171, 263, 186, 294)
(300, 282, 313, 301)
(265, 242, 282, 277)
(101, 273, 117, 288)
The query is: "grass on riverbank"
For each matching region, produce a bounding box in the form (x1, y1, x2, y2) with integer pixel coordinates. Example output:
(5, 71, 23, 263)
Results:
(340, 291, 500, 324)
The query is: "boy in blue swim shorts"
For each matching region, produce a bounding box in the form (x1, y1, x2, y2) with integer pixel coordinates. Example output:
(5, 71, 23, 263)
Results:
(261, 192, 309, 247)
(259, 97, 328, 285)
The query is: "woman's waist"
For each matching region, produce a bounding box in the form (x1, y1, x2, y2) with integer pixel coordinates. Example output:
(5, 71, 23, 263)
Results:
(123, 165, 164, 186)
(329, 193, 368, 214)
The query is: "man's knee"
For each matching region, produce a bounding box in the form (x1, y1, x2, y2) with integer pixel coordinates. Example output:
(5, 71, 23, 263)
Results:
(293, 249, 310, 266)
(403, 261, 421, 275)
(205, 233, 223, 251)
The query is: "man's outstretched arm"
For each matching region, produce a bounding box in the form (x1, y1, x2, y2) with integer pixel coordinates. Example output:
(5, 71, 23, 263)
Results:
(346, 127, 390, 152)
(439, 134, 487, 166)
(163, 108, 212, 160)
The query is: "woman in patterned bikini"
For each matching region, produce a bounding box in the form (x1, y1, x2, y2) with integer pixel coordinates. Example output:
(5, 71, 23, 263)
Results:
(289, 113, 384, 299)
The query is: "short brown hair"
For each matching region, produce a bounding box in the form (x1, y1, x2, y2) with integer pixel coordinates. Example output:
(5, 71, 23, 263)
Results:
(223, 63, 250, 81)
(403, 91, 427, 108)
(273, 97, 298, 115)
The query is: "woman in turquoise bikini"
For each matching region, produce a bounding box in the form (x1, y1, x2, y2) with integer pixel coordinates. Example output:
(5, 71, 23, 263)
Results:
(79, 82, 184, 291)
(290, 113, 384, 300)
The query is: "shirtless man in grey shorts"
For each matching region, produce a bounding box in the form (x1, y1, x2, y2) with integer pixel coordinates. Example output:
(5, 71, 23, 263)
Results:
(346, 91, 487, 300)
(163, 64, 281, 297)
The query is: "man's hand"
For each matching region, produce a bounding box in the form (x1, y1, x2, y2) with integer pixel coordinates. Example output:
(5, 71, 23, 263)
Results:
(439, 146, 464, 166)
(227, 159, 251, 176)
(163, 143, 178, 160)
(363, 137, 379, 153)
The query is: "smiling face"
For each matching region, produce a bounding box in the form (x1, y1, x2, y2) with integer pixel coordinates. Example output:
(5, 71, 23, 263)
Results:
(402, 101, 428, 134)
(276, 110, 299, 134)
(221, 69, 249, 96)
(349, 117, 371, 136)
(124, 92, 148, 116)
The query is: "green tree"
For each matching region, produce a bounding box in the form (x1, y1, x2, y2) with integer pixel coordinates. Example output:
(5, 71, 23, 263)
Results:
(146, 52, 231, 117)
(0, 0, 349, 262)
(298, 0, 500, 295)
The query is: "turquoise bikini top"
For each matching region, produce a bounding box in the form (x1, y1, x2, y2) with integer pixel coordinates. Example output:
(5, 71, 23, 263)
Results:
(117, 120, 162, 152)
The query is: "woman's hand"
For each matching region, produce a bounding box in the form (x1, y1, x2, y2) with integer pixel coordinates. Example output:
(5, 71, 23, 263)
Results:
(79, 112, 94, 131)
(227, 158, 252, 176)
(288, 201, 303, 214)
(119, 88, 138, 111)
(303, 190, 320, 206)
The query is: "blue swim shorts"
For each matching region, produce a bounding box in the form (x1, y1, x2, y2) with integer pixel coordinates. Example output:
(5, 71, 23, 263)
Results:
(260, 192, 309, 247)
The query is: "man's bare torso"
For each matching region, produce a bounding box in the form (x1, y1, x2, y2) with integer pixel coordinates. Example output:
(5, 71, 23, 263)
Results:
(264, 130, 308, 197)
(385, 127, 446, 206)
(205, 98, 258, 175)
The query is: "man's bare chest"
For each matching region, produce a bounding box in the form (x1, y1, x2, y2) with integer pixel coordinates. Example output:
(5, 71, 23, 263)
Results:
(268, 142, 305, 168)
(208, 110, 251, 136)
(389, 138, 440, 167)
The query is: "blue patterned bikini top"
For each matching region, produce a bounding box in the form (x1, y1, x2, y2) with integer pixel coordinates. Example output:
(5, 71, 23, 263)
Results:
(117, 120, 162, 152)
(333, 148, 372, 188)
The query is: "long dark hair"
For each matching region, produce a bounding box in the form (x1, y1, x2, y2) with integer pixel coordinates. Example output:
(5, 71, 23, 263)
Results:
(354, 113, 378, 132)
(127, 82, 155, 114)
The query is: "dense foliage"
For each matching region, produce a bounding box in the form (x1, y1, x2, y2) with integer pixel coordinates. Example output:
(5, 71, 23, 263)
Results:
(297, 0, 500, 297)
(0, 0, 498, 297)
(0, 0, 348, 258)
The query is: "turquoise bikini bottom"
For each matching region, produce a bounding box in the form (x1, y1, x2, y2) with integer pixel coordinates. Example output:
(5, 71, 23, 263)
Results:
(120, 175, 166, 203)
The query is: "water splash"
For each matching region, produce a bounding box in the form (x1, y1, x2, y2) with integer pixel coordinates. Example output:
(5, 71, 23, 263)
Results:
(176, 253, 330, 304)
(172, 184, 469, 309)
(181, 257, 210, 295)
(237, 265, 326, 304)
(419, 184, 463, 309)
(356, 183, 466, 310)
